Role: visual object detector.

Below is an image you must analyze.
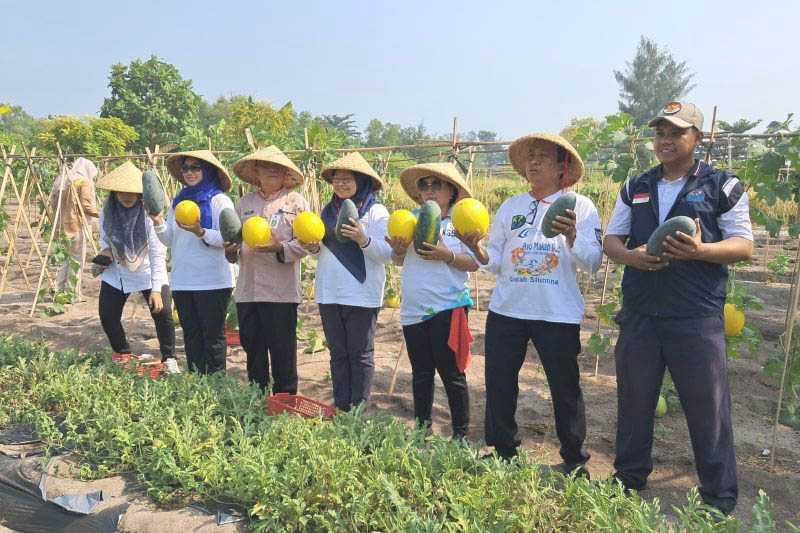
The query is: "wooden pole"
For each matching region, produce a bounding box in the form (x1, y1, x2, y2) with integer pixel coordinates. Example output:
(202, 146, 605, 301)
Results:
(704, 106, 718, 164)
(387, 339, 407, 396)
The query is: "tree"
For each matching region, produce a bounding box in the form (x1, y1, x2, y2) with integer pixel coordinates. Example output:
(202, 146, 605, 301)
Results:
(0, 103, 42, 146)
(718, 118, 762, 134)
(100, 55, 201, 150)
(37, 116, 139, 155)
(320, 114, 360, 141)
(614, 37, 695, 126)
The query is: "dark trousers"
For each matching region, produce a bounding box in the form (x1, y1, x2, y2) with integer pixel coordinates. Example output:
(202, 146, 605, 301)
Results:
(98, 281, 175, 360)
(172, 288, 231, 374)
(614, 311, 737, 512)
(319, 304, 378, 411)
(484, 311, 589, 464)
(402, 309, 470, 438)
(238, 302, 298, 394)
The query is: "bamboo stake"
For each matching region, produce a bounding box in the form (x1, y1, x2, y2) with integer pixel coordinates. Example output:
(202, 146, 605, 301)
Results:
(704, 106, 718, 164)
(0, 144, 15, 209)
(0, 146, 39, 291)
(388, 339, 407, 396)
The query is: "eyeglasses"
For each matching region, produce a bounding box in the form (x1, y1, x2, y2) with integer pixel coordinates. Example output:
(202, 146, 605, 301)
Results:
(181, 164, 203, 174)
(331, 176, 355, 184)
(417, 178, 444, 192)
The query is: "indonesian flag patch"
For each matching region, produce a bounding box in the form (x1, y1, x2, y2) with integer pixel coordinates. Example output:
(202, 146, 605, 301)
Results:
(632, 193, 650, 204)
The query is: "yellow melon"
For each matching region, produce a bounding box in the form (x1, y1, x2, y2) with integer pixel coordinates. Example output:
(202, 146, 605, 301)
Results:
(387, 209, 417, 242)
(293, 211, 326, 244)
(724, 303, 745, 337)
(174, 200, 200, 226)
(242, 216, 272, 248)
(452, 198, 490, 236)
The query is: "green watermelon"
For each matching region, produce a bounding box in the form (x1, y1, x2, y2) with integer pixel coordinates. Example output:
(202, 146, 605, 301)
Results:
(220, 208, 243, 243)
(335, 199, 359, 242)
(142, 171, 166, 215)
(646, 216, 696, 256)
(541, 191, 577, 238)
(413, 200, 442, 253)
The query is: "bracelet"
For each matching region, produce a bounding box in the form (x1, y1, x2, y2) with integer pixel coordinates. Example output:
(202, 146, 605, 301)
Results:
(446, 249, 456, 264)
(360, 237, 372, 249)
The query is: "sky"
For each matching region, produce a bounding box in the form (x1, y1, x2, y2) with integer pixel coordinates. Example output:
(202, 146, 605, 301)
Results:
(2, 0, 797, 139)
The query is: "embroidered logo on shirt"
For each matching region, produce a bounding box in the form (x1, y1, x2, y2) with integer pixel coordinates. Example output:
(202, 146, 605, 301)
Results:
(686, 190, 705, 203)
(632, 193, 650, 204)
(511, 215, 526, 231)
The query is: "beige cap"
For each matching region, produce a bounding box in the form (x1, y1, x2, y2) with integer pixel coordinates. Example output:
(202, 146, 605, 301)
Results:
(233, 146, 304, 188)
(648, 101, 704, 130)
(96, 161, 143, 194)
(399, 162, 472, 205)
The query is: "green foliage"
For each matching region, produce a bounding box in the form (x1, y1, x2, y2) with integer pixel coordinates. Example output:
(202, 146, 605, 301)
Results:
(37, 115, 138, 155)
(614, 36, 695, 126)
(0, 102, 42, 146)
(767, 252, 791, 277)
(725, 281, 764, 359)
(100, 55, 202, 150)
(0, 334, 789, 531)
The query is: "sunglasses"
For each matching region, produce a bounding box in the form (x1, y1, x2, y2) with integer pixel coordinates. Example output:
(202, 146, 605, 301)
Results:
(181, 164, 203, 173)
(417, 178, 444, 192)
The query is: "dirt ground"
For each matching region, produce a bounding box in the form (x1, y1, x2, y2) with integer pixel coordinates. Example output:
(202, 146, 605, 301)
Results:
(0, 233, 799, 530)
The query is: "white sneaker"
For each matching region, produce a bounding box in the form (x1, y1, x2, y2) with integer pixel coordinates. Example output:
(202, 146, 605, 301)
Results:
(164, 358, 181, 374)
(137, 353, 155, 361)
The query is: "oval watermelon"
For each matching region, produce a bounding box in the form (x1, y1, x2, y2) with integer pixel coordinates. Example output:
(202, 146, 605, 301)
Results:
(220, 208, 242, 243)
(413, 200, 442, 253)
(335, 199, 359, 242)
(646, 216, 696, 256)
(541, 192, 577, 238)
(142, 171, 166, 215)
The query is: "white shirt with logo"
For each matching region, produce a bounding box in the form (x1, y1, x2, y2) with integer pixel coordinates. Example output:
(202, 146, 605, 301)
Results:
(484, 191, 602, 324)
(400, 216, 475, 326)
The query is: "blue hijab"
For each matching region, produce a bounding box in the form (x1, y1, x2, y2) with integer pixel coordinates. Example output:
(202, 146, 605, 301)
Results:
(321, 173, 377, 283)
(171, 159, 224, 229)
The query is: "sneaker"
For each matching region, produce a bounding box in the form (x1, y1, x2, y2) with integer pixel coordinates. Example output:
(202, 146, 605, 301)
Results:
(164, 358, 181, 374)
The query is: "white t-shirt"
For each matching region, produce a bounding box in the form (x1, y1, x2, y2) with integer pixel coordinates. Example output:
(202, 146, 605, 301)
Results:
(484, 191, 603, 324)
(99, 211, 168, 294)
(400, 216, 475, 326)
(314, 203, 393, 308)
(605, 176, 753, 240)
(155, 193, 236, 291)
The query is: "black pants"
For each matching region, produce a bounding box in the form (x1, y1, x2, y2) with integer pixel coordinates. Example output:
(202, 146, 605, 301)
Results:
(238, 302, 298, 394)
(614, 311, 737, 512)
(98, 281, 175, 360)
(172, 288, 231, 374)
(402, 309, 470, 438)
(484, 311, 589, 464)
(319, 304, 378, 411)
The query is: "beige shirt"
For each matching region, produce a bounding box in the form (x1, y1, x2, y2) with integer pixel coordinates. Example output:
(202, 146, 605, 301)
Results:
(49, 175, 100, 239)
(233, 189, 310, 303)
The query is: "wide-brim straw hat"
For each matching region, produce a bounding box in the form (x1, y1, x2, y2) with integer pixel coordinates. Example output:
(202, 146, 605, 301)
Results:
(399, 162, 472, 205)
(166, 149, 232, 191)
(320, 152, 384, 191)
(96, 161, 143, 194)
(507, 133, 584, 186)
(233, 146, 304, 188)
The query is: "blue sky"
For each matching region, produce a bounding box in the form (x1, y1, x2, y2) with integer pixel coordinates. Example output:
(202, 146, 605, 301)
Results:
(2, 0, 796, 138)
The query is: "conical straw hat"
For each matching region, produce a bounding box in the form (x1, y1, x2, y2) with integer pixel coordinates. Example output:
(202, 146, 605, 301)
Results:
(233, 146, 304, 188)
(97, 161, 143, 194)
(166, 149, 232, 191)
(320, 152, 384, 191)
(507, 133, 584, 186)
(399, 162, 472, 205)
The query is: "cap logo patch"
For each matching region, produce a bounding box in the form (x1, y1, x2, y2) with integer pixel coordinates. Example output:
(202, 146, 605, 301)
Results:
(663, 102, 682, 115)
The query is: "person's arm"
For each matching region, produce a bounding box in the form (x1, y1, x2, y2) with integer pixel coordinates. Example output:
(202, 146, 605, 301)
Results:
(192, 194, 231, 248)
(481, 204, 507, 273)
(417, 240, 479, 272)
(79, 181, 100, 218)
(147, 219, 169, 290)
(563, 201, 602, 273)
(278, 196, 311, 263)
(385, 236, 409, 266)
(662, 219, 753, 264)
(151, 208, 174, 246)
(603, 192, 668, 271)
(360, 205, 393, 264)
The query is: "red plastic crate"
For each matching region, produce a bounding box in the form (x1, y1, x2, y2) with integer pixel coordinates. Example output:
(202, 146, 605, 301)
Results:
(225, 328, 240, 346)
(266, 393, 335, 419)
(111, 352, 133, 364)
(136, 361, 164, 379)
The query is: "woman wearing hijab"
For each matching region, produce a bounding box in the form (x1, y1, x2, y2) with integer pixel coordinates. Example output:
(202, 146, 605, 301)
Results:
(49, 157, 100, 301)
(94, 162, 178, 373)
(385, 163, 479, 439)
(224, 146, 310, 394)
(150, 150, 235, 374)
(302, 153, 391, 412)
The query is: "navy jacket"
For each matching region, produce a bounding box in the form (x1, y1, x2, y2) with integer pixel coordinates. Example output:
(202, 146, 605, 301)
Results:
(618, 160, 745, 318)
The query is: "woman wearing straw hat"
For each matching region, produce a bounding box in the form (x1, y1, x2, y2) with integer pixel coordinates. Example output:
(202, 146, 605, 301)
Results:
(462, 134, 602, 471)
(94, 161, 178, 373)
(387, 162, 479, 439)
(150, 150, 235, 374)
(224, 146, 310, 394)
(302, 152, 392, 412)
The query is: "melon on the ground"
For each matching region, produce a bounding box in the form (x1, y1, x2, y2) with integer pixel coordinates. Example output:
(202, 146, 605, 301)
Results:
(542, 192, 576, 238)
(645, 216, 696, 256)
(452, 198, 490, 237)
(335, 199, 359, 242)
(413, 200, 442, 253)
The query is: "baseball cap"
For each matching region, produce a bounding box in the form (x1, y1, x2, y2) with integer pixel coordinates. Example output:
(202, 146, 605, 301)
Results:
(648, 101, 704, 130)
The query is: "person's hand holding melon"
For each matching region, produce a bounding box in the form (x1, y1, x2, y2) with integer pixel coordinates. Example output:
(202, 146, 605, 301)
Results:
(174, 200, 205, 237)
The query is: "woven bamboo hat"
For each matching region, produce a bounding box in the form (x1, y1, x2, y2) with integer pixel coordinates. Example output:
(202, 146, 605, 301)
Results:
(166, 149, 232, 191)
(320, 152, 384, 191)
(233, 146, 304, 188)
(507, 133, 584, 186)
(399, 162, 472, 205)
(97, 161, 143, 194)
